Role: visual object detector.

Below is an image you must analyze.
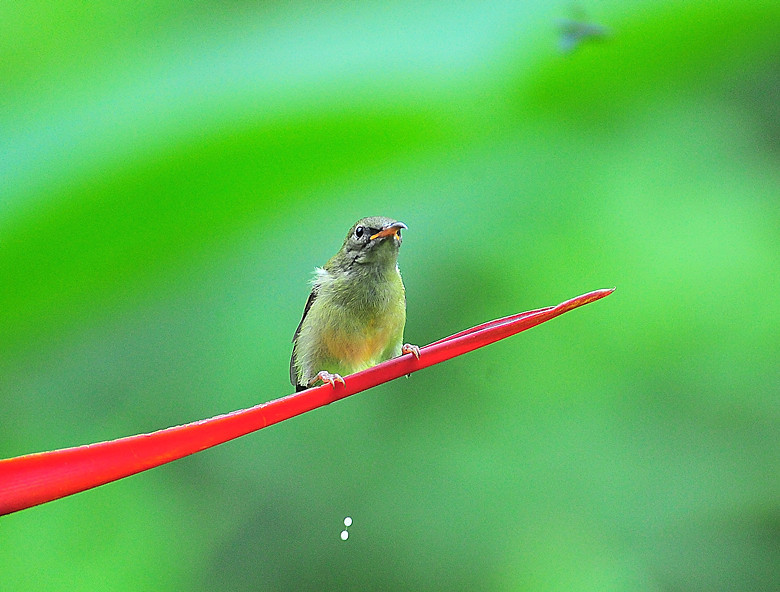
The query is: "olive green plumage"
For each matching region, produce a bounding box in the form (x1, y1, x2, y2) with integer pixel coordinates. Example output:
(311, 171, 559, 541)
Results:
(291, 217, 408, 391)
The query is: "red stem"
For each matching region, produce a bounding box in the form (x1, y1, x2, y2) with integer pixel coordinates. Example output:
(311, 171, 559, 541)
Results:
(0, 288, 614, 515)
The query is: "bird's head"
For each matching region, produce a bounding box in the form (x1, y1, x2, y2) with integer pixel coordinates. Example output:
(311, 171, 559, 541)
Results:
(333, 216, 407, 270)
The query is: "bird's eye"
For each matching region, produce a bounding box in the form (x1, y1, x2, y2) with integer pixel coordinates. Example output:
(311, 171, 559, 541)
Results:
(354, 226, 365, 239)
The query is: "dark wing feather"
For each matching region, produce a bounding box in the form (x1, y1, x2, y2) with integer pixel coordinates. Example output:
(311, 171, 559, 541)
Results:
(290, 288, 318, 388)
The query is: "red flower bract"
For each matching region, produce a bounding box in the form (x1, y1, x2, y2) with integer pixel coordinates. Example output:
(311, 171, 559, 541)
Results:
(0, 288, 614, 515)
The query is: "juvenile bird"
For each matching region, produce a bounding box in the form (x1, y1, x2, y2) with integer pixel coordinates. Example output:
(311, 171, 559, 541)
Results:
(290, 216, 419, 391)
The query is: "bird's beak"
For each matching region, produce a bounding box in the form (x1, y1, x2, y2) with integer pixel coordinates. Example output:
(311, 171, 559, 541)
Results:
(370, 221, 407, 241)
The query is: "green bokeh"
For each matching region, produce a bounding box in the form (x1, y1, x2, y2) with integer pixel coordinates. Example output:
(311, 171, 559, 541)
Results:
(2, 2, 778, 590)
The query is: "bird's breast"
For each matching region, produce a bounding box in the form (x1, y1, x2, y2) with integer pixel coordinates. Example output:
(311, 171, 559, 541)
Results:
(322, 311, 403, 369)
(310, 267, 406, 371)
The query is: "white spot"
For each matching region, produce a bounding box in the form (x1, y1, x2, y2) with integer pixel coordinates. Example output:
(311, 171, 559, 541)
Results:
(340, 530, 349, 541)
(343, 516, 353, 527)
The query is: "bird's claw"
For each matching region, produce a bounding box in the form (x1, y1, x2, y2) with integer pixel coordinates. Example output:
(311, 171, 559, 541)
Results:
(312, 370, 346, 389)
(402, 343, 421, 359)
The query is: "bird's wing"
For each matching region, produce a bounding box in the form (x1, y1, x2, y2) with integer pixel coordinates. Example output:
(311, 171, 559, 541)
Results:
(290, 288, 318, 387)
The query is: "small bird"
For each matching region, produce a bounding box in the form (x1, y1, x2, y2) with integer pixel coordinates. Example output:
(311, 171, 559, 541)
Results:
(290, 216, 419, 391)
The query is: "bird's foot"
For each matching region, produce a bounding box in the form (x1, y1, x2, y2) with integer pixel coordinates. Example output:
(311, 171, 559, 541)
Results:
(402, 343, 421, 359)
(311, 370, 346, 389)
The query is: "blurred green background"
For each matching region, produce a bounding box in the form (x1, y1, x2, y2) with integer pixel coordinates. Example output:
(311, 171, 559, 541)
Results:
(2, 1, 778, 590)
